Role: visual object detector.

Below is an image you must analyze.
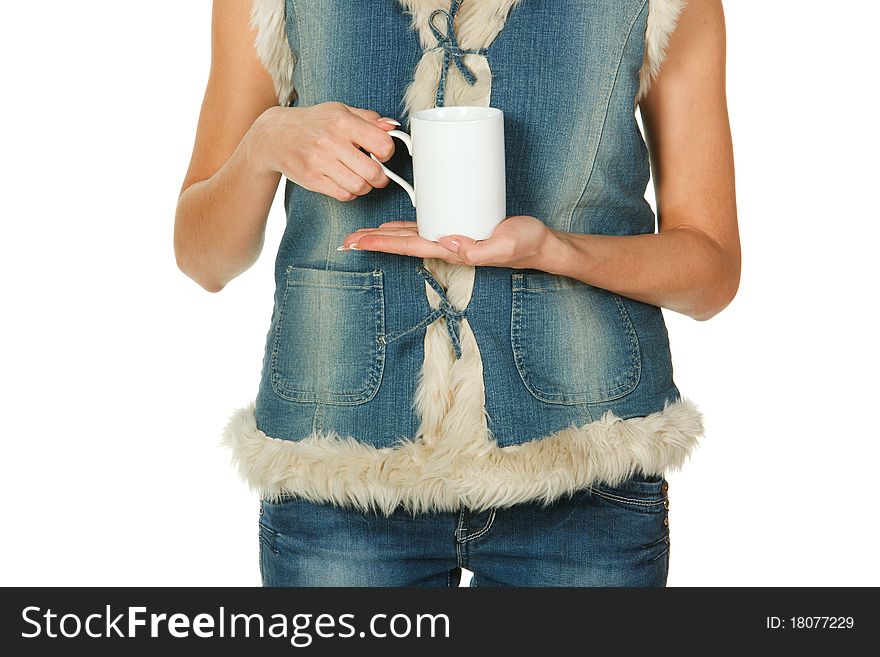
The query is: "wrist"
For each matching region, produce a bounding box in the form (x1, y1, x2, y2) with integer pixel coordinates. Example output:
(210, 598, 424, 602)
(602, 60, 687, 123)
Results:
(533, 228, 571, 275)
(243, 106, 284, 177)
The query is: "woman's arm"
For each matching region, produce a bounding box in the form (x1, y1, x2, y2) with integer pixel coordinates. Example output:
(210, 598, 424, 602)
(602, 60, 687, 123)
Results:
(175, 0, 399, 292)
(174, 0, 281, 292)
(340, 0, 740, 321)
(549, 0, 740, 320)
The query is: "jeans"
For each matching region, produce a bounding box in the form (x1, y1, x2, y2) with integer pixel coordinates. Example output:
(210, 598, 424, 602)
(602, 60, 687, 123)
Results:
(258, 470, 671, 587)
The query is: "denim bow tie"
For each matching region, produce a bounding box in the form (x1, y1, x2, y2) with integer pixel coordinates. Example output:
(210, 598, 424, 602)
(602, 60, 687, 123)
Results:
(417, 266, 467, 359)
(428, 0, 488, 107)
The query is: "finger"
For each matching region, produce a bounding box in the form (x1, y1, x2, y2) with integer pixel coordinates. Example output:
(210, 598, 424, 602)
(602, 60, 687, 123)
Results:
(339, 147, 390, 189)
(349, 226, 419, 237)
(438, 235, 502, 265)
(355, 234, 459, 260)
(315, 175, 357, 203)
(376, 119, 401, 131)
(378, 220, 418, 228)
(342, 228, 419, 248)
(325, 160, 372, 197)
(348, 119, 397, 162)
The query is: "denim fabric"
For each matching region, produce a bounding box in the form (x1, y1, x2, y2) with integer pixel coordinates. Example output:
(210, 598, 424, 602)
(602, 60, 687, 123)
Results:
(258, 471, 671, 587)
(254, 0, 681, 448)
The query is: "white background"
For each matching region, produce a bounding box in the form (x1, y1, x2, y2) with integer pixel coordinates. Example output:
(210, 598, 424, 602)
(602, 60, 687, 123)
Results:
(1, 1, 877, 586)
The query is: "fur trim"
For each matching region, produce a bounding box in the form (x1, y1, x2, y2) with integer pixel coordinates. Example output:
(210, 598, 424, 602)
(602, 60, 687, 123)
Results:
(638, 0, 688, 103)
(250, 0, 296, 105)
(221, 398, 703, 515)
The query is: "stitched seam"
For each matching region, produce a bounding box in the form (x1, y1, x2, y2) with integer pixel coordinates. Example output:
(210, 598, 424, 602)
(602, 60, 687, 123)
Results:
(459, 510, 495, 543)
(515, 287, 572, 292)
(588, 486, 665, 507)
(311, 402, 323, 434)
(613, 293, 642, 393)
(268, 273, 294, 392)
(282, 0, 298, 108)
(285, 263, 381, 289)
(258, 520, 278, 536)
(564, 0, 649, 233)
(286, 281, 377, 290)
(642, 532, 670, 550)
(258, 533, 279, 556)
(270, 270, 386, 405)
(455, 510, 466, 568)
(510, 272, 641, 404)
(647, 545, 670, 563)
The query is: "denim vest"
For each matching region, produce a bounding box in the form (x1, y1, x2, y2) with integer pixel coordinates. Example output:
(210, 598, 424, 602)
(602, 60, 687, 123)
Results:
(223, 0, 703, 515)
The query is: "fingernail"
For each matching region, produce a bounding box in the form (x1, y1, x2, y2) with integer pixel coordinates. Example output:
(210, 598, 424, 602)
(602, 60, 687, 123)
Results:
(336, 245, 347, 251)
(348, 243, 360, 250)
(447, 239, 461, 252)
(379, 118, 401, 126)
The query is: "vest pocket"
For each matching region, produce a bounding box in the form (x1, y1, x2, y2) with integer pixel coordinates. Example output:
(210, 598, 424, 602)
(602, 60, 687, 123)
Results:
(510, 271, 641, 404)
(269, 265, 385, 405)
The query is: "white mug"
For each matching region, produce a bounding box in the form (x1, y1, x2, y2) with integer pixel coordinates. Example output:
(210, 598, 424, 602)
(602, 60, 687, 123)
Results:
(371, 105, 506, 242)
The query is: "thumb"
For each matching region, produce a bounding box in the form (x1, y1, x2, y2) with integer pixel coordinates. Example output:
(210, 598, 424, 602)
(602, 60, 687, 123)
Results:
(438, 234, 481, 259)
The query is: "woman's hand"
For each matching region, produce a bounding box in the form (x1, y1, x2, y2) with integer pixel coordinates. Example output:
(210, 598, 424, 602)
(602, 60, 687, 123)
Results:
(247, 101, 401, 202)
(339, 215, 560, 269)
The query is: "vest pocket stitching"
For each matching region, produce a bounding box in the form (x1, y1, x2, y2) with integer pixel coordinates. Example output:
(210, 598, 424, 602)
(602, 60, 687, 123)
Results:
(269, 266, 386, 405)
(510, 272, 642, 405)
(613, 293, 642, 393)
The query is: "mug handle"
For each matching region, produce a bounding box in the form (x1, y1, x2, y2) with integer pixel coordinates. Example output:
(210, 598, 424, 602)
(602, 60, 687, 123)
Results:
(370, 130, 415, 207)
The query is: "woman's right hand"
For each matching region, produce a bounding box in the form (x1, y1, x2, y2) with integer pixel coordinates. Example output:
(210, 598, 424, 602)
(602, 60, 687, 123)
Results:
(247, 101, 400, 202)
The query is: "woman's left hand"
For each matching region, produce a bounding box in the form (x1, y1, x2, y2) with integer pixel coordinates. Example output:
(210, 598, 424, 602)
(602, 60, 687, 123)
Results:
(339, 215, 559, 269)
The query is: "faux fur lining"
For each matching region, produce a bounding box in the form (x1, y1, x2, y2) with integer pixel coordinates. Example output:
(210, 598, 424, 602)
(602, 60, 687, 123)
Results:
(221, 398, 703, 515)
(638, 0, 688, 102)
(250, 0, 296, 105)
